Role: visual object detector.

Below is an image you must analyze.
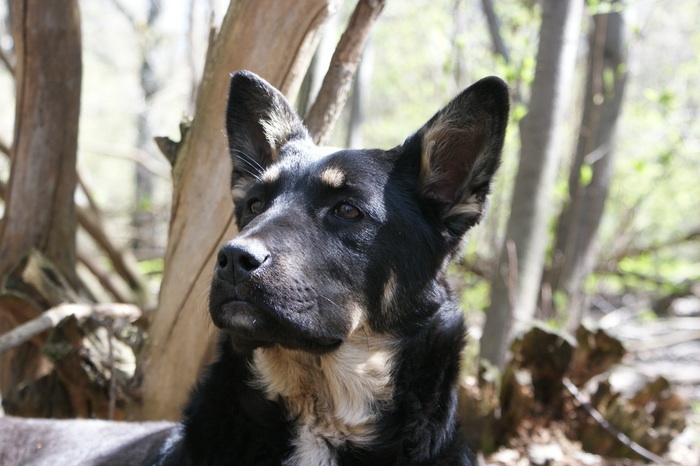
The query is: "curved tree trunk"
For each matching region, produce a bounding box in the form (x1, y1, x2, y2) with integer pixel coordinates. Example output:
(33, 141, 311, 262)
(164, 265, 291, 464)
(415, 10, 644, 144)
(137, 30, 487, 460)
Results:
(543, 4, 628, 329)
(134, 0, 339, 420)
(480, 0, 583, 369)
(0, 0, 83, 413)
(0, 0, 82, 286)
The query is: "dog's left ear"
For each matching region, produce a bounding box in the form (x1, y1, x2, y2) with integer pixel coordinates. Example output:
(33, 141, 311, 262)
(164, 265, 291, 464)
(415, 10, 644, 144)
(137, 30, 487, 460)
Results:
(226, 70, 309, 187)
(405, 76, 509, 237)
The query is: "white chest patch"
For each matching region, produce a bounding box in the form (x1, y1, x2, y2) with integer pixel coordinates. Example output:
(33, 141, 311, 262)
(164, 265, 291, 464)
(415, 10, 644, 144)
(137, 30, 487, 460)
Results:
(249, 331, 396, 466)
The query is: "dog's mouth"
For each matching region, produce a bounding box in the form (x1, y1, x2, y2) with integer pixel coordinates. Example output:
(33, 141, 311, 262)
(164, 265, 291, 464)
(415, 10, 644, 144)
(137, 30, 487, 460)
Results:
(212, 299, 343, 353)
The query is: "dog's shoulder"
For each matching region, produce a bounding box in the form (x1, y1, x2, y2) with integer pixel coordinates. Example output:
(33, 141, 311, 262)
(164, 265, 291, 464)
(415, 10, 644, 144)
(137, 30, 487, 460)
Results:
(180, 336, 292, 464)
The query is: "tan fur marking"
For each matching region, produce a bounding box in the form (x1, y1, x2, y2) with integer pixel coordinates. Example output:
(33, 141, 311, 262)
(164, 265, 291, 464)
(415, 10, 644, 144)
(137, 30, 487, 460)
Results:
(231, 178, 254, 203)
(381, 271, 398, 313)
(262, 165, 281, 183)
(420, 114, 482, 195)
(420, 118, 457, 190)
(249, 320, 396, 465)
(261, 112, 295, 160)
(448, 194, 481, 218)
(320, 167, 346, 189)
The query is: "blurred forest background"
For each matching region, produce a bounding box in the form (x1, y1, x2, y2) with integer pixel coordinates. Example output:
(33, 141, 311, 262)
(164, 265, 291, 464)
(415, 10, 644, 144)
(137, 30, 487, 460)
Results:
(0, 0, 698, 464)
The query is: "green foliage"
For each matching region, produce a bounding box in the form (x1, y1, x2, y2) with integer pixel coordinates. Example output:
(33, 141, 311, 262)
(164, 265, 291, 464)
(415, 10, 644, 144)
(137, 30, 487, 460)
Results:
(138, 257, 164, 276)
(458, 271, 491, 316)
(511, 102, 527, 122)
(637, 307, 658, 323)
(587, 0, 626, 15)
(578, 163, 593, 187)
(137, 195, 153, 212)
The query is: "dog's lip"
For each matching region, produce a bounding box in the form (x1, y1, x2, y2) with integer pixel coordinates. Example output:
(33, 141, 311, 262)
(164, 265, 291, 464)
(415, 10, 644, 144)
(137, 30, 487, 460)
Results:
(213, 300, 263, 331)
(213, 300, 344, 352)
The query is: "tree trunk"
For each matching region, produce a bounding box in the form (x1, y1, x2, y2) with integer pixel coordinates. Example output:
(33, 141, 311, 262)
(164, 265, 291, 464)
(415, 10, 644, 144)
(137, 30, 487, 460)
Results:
(296, 13, 338, 118)
(133, 0, 339, 421)
(543, 4, 628, 330)
(303, 0, 385, 145)
(0, 0, 83, 413)
(346, 39, 372, 148)
(480, 0, 509, 63)
(0, 0, 82, 286)
(480, 0, 583, 369)
(132, 0, 162, 259)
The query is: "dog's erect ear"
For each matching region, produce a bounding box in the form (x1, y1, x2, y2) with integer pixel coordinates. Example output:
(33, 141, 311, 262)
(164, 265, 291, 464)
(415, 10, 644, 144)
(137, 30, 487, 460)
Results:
(226, 70, 309, 186)
(405, 76, 509, 237)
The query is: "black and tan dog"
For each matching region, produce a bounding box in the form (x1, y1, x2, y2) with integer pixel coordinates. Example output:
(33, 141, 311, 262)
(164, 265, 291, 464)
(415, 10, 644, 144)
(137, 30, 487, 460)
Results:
(0, 70, 508, 465)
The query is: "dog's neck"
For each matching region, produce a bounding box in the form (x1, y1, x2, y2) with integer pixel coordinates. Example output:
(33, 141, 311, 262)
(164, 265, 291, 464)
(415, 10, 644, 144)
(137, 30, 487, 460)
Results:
(248, 329, 396, 465)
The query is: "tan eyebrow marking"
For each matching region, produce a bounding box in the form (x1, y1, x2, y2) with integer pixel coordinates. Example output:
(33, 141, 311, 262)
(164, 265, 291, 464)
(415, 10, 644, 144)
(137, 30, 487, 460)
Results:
(320, 167, 346, 189)
(261, 165, 281, 183)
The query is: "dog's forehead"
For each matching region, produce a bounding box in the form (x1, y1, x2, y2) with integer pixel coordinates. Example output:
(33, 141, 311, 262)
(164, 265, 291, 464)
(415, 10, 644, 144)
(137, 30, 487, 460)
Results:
(264, 141, 385, 188)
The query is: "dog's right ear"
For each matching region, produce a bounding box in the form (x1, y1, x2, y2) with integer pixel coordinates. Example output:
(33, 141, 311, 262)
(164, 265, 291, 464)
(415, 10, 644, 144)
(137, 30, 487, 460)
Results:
(226, 70, 309, 188)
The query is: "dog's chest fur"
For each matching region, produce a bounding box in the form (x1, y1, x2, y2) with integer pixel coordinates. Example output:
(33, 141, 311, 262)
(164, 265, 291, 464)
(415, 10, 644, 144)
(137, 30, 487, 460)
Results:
(249, 331, 396, 465)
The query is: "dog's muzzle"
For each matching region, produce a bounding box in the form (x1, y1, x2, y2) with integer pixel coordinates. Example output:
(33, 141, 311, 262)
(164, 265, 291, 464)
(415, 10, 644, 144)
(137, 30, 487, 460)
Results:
(216, 239, 270, 284)
(209, 239, 344, 353)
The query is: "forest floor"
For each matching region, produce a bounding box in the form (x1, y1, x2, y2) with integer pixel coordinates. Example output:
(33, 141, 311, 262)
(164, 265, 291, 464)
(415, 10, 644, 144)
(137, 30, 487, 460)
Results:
(480, 294, 700, 465)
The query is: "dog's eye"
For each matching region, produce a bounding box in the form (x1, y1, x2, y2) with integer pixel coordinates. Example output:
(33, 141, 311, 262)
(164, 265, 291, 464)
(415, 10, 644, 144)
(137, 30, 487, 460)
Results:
(248, 198, 264, 214)
(334, 202, 363, 221)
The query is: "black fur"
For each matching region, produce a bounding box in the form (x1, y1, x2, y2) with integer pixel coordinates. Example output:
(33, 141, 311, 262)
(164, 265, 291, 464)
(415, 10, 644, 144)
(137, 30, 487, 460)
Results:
(0, 70, 508, 466)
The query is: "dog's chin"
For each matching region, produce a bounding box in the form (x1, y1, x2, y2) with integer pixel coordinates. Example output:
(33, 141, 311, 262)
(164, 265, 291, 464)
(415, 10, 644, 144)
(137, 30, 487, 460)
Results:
(212, 301, 343, 354)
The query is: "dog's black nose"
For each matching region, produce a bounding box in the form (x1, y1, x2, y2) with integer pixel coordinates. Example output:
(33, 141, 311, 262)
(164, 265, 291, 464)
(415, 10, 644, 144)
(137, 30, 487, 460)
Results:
(216, 240, 270, 283)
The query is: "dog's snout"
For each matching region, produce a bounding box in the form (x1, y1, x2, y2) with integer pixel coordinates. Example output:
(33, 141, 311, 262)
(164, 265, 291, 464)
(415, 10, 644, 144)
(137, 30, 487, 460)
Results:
(217, 241, 270, 283)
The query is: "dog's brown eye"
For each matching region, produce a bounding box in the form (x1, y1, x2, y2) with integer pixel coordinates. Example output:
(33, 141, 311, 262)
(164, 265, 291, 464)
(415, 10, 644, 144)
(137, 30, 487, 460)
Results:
(248, 198, 263, 214)
(334, 202, 362, 221)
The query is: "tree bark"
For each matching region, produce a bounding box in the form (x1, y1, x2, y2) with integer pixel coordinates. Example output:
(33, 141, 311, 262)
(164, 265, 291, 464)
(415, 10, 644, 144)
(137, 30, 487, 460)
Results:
(543, 4, 628, 329)
(0, 0, 82, 286)
(480, 0, 509, 63)
(134, 0, 339, 420)
(304, 0, 385, 145)
(480, 0, 583, 369)
(1, 1, 83, 414)
(346, 39, 373, 148)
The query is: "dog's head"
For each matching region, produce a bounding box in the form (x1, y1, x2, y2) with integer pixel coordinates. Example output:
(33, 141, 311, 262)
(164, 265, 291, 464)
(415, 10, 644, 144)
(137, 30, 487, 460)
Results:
(210, 70, 508, 353)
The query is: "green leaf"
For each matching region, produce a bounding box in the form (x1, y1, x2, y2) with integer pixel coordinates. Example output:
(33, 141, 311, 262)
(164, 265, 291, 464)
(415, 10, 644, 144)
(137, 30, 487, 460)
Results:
(579, 163, 593, 186)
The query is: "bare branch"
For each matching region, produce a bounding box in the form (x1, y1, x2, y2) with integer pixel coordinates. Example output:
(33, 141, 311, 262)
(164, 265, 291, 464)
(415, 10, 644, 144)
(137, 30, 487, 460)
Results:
(0, 136, 10, 156)
(563, 378, 670, 465)
(77, 249, 132, 303)
(154, 117, 192, 166)
(81, 145, 171, 179)
(603, 226, 700, 266)
(0, 303, 142, 355)
(480, 0, 510, 63)
(109, 0, 138, 29)
(76, 202, 150, 306)
(304, 0, 385, 146)
(0, 46, 14, 75)
(75, 170, 152, 307)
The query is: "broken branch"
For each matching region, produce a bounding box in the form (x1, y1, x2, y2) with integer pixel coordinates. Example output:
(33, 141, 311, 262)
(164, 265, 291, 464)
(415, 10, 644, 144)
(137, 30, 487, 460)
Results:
(563, 377, 669, 465)
(0, 302, 141, 355)
(304, 0, 385, 145)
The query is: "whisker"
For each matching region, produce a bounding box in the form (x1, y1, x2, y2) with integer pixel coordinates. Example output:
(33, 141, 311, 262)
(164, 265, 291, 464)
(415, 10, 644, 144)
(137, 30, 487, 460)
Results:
(231, 149, 266, 174)
(319, 295, 342, 310)
(235, 164, 262, 182)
